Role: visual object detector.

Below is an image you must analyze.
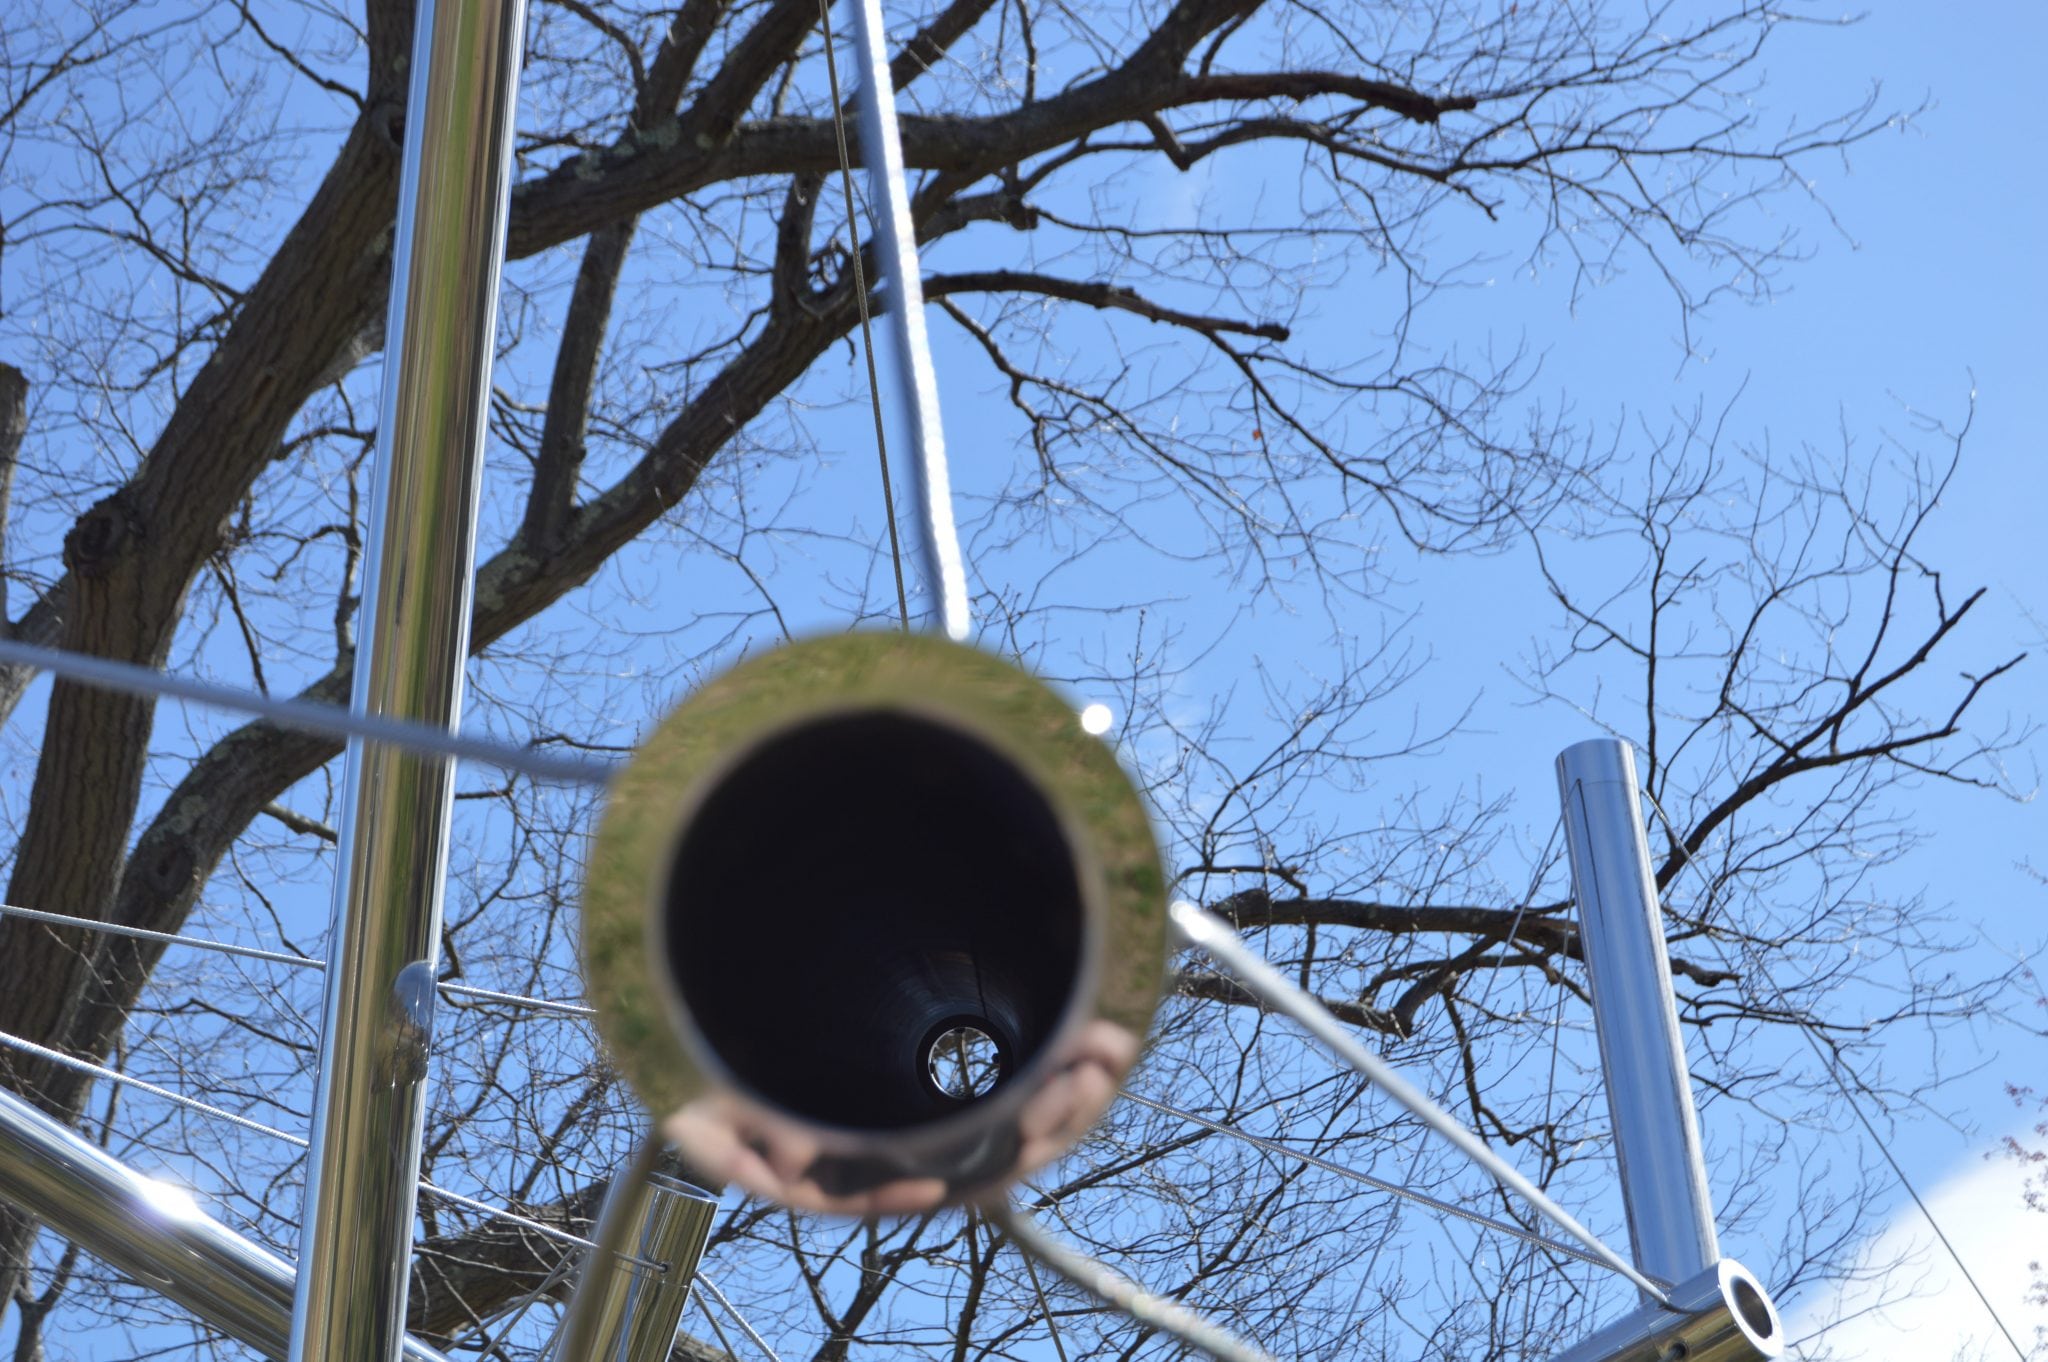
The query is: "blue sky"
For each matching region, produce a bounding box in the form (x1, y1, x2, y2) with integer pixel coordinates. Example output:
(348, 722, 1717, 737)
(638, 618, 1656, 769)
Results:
(3, 1, 2045, 1358)
(1713, 3, 2046, 1349)
(1307, 3, 2048, 1353)
(945, 1, 2048, 1353)
(655, 0, 2048, 1346)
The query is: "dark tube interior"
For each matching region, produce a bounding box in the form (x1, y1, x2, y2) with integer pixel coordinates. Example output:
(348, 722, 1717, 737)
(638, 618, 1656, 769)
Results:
(664, 710, 1086, 1131)
(1732, 1276, 1774, 1337)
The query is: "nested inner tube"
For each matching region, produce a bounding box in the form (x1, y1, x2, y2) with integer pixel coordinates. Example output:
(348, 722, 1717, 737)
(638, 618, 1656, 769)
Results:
(663, 709, 1087, 1131)
(1730, 1274, 1774, 1337)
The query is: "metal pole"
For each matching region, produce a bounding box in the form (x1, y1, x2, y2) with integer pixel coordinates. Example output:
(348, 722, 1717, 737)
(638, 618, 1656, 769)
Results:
(1554, 739, 1720, 1296)
(0, 1087, 450, 1362)
(1168, 900, 1671, 1304)
(0, 637, 613, 785)
(847, 0, 972, 641)
(288, 0, 527, 1354)
(990, 1201, 1281, 1362)
(1549, 1258, 1783, 1362)
(552, 1153, 718, 1362)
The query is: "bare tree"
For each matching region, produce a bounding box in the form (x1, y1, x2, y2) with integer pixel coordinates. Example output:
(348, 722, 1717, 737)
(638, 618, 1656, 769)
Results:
(0, 0, 2030, 1357)
(2001, 877, 2048, 1361)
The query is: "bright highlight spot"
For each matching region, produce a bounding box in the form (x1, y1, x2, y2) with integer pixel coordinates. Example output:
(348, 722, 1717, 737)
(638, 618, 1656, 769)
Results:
(136, 1175, 202, 1222)
(1079, 703, 1114, 735)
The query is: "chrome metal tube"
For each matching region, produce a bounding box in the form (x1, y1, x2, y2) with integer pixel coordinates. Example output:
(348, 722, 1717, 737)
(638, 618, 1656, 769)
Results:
(288, 0, 528, 1355)
(847, 0, 972, 640)
(1550, 1258, 1782, 1362)
(1555, 739, 1720, 1295)
(1167, 900, 1669, 1304)
(553, 1153, 718, 1362)
(0, 1087, 449, 1362)
(989, 1201, 1280, 1362)
(0, 637, 612, 785)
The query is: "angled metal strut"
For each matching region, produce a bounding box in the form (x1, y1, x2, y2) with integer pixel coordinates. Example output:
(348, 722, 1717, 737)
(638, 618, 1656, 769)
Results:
(1551, 740, 1782, 1361)
(0, 1086, 450, 1362)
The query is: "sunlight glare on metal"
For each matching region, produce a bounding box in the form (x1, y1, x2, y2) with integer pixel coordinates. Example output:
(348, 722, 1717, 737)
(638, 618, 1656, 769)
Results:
(1079, 702, 1114, 735)
(0, 1023, 641, 1260)
(136, 1175, 204, 1222)
(0, 1088, 455, 1362)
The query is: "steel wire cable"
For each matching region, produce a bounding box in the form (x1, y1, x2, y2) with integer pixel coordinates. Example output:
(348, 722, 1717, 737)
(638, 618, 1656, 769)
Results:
(845, 0, 971, 640)
(1, 893, 1634, 1282)
(693, 1271, 786, 1362)
(816, 0, 910, 631)
(0, 902, 596, 1017)
(1015, 1235, 1072, 1362)
(0, 1026, 653, 1267)
(0, 605, 1683, 1330)
(1120, 1091, 1640, 1280)
(0, 1015, 800, 1355)
(0, 638, 616, 785)
(1169, 899, 1673, 1306)
(1470, 817, 1565, 1017)
(989, 1200, 1280, 1362)
(693, 1288, 744, 1359)
(452, 1250, 577, 1358)
(0, 774, 1646, 1310)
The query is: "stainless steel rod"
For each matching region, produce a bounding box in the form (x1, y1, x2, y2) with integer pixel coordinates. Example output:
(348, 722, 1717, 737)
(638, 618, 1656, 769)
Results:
(1555, 740, 1720, 1295)
(0, 901, 596, 1016)
(0, 1026, 646, 1262)
(1549, 1258, 1782, 1362)
(1120, 1090, 1631, 1276)
(846, 0, 972, 640)
(1167, 900, 1670, 1304)
(553, 1144, 718, 1362)
(989, 1201, 1280, 1362)
(0, 637, 613, 785)
(0, 1086, 451, 1362)
(289, 0, 529, 1353)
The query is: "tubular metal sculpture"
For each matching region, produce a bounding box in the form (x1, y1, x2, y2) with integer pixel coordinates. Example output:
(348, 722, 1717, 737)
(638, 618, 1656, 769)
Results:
(559, 1152, 720, 1362)
(0, 1087, 452, 1362)
(289, 0, 530, 1354)
(573, 0, 1165, 1220)
(0, 0, 1799, 1357)
(581, 632, 1166, 1214)
(1551, 1259, 1782, 1362)
(1553, 740, 1784, 1361)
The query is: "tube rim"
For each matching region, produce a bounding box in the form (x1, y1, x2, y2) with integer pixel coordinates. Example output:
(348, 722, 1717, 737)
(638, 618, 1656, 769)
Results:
(581, 632, 1166, 1173)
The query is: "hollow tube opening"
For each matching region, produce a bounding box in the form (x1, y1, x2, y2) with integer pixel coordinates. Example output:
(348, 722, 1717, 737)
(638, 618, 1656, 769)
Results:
(1731, 1274, 1775, 1338)
(661, 709, 1087, 1132)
